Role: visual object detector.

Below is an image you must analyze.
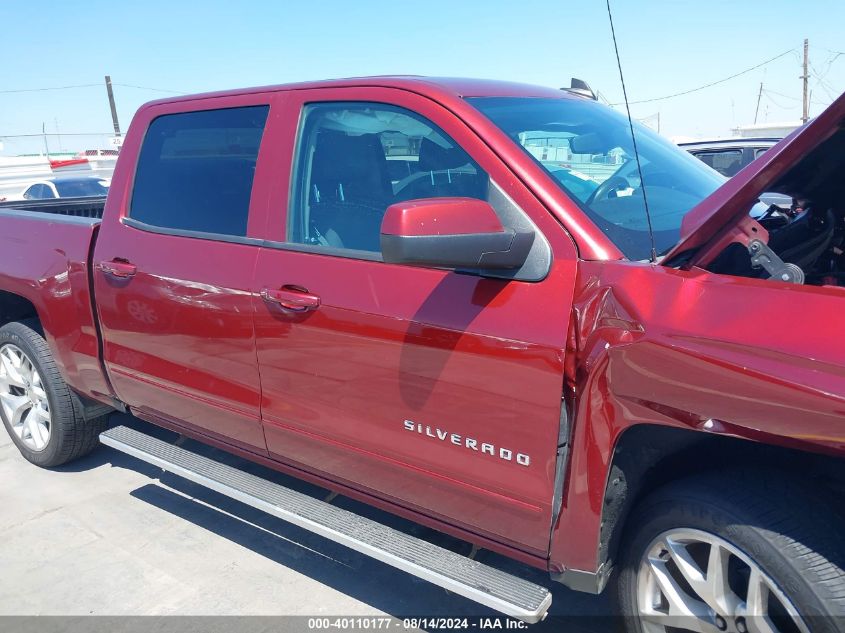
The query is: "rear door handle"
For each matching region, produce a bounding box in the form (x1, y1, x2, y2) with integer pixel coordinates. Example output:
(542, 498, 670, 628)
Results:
(99, 259, 137, 278)
(260, 286, 320, 312)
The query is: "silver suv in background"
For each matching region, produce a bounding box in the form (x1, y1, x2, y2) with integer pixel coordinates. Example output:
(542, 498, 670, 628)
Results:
(679, 137, 780, 176)
(679, 137, 791, 208)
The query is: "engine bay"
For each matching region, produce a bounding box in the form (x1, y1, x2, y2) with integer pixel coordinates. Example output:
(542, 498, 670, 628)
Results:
(708, 202, 845, 287)
(704, 125, 845, 287)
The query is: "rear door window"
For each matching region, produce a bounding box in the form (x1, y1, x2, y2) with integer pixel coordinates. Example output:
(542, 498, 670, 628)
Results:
(129, 106, 269, 237)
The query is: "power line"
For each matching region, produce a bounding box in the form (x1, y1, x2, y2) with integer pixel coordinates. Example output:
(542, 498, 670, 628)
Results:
(762, 91, 799, 110)
(819, 47, 845, 57)
(114, 83, 184, 94)
(817, 81, 837, 102)
(763, 87, 800, 101)
(0, 81, 184, 95)
(0, 83, 100, 94)
(0, 132, 116, 138)
(611, 49, 795, 105)
(813, 51, 842, 80)
(808, 59, 841, 101)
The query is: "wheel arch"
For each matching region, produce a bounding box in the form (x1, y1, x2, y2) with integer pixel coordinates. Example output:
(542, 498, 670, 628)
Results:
(0, 289, 115, 419)
(0, 289, 42, 328)
(598, 424, 845, 583)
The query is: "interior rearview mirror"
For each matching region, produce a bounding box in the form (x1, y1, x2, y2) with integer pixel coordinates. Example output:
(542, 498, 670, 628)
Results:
(380, 198, 535, 271)
(569, 131, 610, 155)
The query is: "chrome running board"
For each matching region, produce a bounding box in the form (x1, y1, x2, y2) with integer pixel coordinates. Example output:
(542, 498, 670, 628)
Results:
(100, 425, 552, 622)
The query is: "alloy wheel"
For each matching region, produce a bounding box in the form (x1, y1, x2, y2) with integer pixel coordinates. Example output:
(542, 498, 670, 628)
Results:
(0, 343, 51, 451)
(637, 528, 808, 633)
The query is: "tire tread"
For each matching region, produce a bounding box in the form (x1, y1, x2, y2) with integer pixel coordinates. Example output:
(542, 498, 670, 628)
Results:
(0, 319, 109, 467)
(616, 469, 845, 631)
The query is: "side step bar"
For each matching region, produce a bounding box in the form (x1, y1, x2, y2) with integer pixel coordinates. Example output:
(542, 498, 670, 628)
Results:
(100, 426, 552, 622)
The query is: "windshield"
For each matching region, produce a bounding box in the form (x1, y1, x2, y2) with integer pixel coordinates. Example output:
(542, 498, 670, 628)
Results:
(54, 179, 109, 198)
(468, 96, 728, 260)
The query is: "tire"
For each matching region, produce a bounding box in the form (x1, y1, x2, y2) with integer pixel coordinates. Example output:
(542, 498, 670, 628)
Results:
(615, 470, 845, 633)
(0, 320, 108, 467)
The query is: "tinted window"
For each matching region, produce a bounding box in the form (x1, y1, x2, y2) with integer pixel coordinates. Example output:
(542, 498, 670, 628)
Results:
(24, 184, 54, 199)
(130, 106, 268, 237)
(289, 103, 489, 253)
(692, 149, 744, 177)
(54, 179, 109, 198)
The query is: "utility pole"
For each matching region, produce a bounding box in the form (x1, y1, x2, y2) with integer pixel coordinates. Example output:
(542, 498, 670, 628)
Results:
(104, 75, 121, 137)
(42, 122, 50, 158)
(801, 39, 810, 124)
(754, 82, 763, 124)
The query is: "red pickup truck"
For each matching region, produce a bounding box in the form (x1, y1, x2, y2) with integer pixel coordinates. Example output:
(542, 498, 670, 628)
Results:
(1, 77, 844, 631)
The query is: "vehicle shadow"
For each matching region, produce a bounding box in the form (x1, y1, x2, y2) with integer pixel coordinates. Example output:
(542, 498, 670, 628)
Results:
(399, 275, 506, 410)
(72, 414, 613, 630)
(51, 413, 176, 476)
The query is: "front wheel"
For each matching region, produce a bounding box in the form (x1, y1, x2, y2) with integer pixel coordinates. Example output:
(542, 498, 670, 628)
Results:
(615, 472, 845, 633)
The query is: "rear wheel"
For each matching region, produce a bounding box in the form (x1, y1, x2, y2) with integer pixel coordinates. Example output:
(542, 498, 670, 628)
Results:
(615, 472, 845, 633)
(0, 320, 108, 467)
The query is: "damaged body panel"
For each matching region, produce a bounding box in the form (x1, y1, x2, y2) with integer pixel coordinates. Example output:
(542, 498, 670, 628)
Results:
(550, 259, 845, 577)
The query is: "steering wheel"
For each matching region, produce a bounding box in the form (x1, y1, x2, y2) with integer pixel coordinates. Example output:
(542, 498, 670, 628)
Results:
(587, 175, 632, 205)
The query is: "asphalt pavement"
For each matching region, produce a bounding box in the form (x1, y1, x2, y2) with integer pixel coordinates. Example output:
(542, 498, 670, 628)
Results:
(0, 413, 613, 631)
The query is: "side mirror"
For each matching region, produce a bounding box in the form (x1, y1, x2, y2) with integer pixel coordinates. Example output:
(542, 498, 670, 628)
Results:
(380, 197, 534, 270)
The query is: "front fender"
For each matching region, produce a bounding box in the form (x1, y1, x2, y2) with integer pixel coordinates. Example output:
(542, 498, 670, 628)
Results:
(549, 260, 845, 576)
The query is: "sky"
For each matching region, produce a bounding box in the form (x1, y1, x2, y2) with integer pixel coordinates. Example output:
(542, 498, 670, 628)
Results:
(2, 0, 844, 155)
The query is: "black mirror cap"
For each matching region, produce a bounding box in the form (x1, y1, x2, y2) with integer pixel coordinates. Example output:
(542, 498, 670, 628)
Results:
(380, 229, 535, 271)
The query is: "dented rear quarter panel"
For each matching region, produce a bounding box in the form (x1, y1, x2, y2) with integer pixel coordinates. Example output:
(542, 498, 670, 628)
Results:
(550, 259, 845, 572)
(0, 210, 112, 402)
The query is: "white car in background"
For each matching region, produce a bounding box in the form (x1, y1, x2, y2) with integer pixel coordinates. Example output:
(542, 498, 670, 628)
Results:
(2, 176, 110, 202)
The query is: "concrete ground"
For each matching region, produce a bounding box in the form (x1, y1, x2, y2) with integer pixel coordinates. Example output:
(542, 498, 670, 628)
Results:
(0, 412, 612, 629)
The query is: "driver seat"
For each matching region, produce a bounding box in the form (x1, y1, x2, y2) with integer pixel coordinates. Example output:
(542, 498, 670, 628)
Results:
(309, 131, 392, 251)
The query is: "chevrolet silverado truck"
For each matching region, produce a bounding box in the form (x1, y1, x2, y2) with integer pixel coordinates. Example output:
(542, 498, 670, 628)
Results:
(1, 77, 844, 632)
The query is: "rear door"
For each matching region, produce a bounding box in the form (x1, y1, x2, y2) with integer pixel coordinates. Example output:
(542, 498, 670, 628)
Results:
(94, 93, 282, 452)
(250, 87, 578, 554)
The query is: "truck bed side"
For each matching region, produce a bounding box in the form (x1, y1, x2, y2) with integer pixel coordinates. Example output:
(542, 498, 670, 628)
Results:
(0, 196, 105, 219)
(0, 209, 113, 403)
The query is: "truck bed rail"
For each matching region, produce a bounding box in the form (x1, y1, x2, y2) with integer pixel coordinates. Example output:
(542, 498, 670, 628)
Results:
(0, 196, 105, 219)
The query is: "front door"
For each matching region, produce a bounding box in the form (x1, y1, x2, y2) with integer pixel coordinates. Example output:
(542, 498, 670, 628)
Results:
(251, 88, 577, 554)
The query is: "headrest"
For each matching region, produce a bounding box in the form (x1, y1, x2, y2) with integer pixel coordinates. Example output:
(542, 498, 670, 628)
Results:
(418, 138, 472, 172)
(311, 132, 384, 180)
(310, 130, 390, 198)
(313, 132, 383, 172)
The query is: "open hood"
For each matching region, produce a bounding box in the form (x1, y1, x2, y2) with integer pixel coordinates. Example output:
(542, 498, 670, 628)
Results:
(663, 90, 845, 267)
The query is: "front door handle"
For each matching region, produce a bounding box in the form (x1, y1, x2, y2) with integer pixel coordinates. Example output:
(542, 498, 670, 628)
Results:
(260, 286, 320, 312)
(99, 259, 137, 278)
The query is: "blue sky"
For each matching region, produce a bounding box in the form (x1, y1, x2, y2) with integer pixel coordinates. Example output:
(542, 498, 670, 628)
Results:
(2, 0, 844, 154)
